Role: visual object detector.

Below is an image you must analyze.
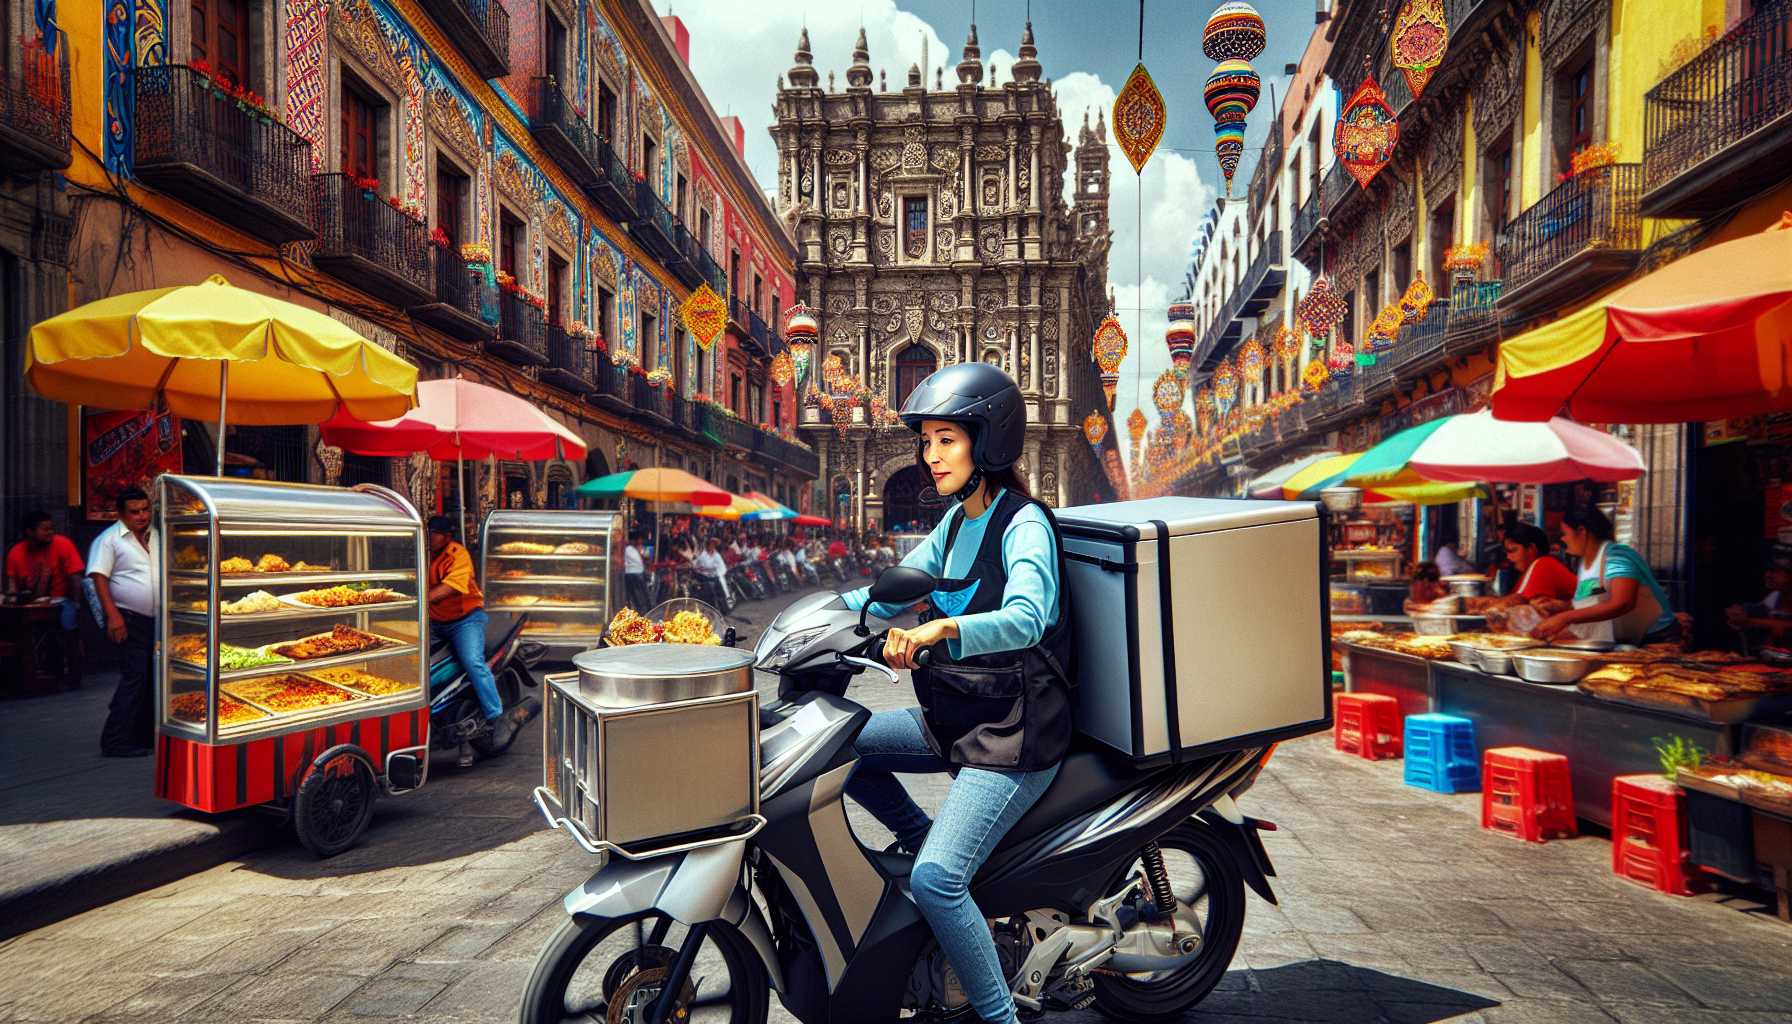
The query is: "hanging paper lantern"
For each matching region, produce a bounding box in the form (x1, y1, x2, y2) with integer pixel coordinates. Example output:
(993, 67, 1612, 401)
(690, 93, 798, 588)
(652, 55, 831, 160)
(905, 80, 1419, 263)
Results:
(1334, 76, 1400, 189)
(1152, 370, 1183, 415)
(1127, 407, 1149, 445)
(1202, 2, 1267, 62)
(1164, 307, 1197, 382)
(1399, 272, 1436, 323)
(1301, 359, 1330, 396)
(1092, 312, 1128, 410)
(1391, 0, 1450, 99)
(1113, 64, 1166, 175)
(1213, 122, 1246, 192)
(1083, 411, 1109, 447)
(1203, 60, 1260, 126)
(1169, 409, 1194, 449)
(1213, 357, 1239, 412)
(1239, 338, 1266, 379)
(1272, 325, 1298, 382)
(1296, 274, 1348, 341)
(769, 349, 794, 387)
(783, 303, 819, 388)
(1099, 369, 1121, 410)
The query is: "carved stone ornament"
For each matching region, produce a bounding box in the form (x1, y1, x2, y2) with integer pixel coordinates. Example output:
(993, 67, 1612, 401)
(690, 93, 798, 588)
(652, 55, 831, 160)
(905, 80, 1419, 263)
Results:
(826, 148, 856, 166)
(930, 291, 956, 312)
(980, 228, 1003, 259)
(871, 148, 902, 170)
(829, 228, 850, 258)
(1474, 39, 1522, 140)
(901, 143, 927, 173)
(1386, 175, 1416, 244)
(832, 180, 851, 210)
(876, 189, 893, 219)
(427, 89, 480, 167)
(983, 348, 1005, 368)
(494, 150, 535, 208)
(974, 143, 1006, 162)
(544, 202, 575, 249)
(1043, 317, 1059, 341)
(871, 295, 900, 315)
(905, 306, 925, 343)
(333, 1, 410, 95)
(1543, 0, 1602, 64)
(982, 175, 1001, 208)
(590, 245, 618, 287)
(935, 228, 954, 261)
(1045, 343, 1059, 390)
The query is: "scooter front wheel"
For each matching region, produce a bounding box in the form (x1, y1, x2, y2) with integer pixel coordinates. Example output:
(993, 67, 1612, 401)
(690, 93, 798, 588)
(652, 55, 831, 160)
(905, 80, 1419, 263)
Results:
(519, 911, 768, 1024)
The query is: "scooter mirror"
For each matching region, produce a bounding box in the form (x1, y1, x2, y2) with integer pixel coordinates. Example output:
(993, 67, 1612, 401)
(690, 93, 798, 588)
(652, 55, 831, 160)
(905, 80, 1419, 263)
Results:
(869, 565, 937, 607)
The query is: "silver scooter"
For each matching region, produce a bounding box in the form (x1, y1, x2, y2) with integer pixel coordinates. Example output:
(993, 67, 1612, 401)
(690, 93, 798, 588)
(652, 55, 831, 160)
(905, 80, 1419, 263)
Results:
(519, 566, 1282, 1023)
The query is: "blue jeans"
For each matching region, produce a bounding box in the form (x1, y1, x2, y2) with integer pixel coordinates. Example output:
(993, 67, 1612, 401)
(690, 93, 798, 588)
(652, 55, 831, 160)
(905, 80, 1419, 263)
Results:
(431, 609, 503, 720)
(847, 708, 1059, 1024)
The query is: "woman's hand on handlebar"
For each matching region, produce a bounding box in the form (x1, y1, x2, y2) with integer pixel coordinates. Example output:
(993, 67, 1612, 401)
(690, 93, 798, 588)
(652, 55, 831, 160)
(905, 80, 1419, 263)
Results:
(882, 618, 959, 671)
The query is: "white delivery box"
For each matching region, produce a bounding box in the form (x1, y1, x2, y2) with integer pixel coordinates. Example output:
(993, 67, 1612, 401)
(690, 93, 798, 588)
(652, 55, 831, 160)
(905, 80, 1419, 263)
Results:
(1055, 496, 1331, 766)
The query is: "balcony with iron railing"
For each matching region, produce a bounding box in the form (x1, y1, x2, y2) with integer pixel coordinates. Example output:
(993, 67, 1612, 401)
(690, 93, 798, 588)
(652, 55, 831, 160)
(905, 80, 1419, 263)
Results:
(1291, 177, 1323, 262)
(1319, 157, 1355, 219)
(755, 429, 820, 477)
(667, 222, 700, 286)
(629, 179, 679, 263)
(0, 30, 70, 173)
(311, 173, 434, 308)
(633, 374, 671, 421)
(530, 78, 601, 190)
(410, 244, 497, 342)
(1497, 163, 1643, 321)
(1641, 2, 1792, 218)
(664, 391, 695, 437)
(590, 357, 631, 411)
(490, 291, 549, 365)
(542, 324, 595, 394)
(419, 0, 510, 79)
(589, 135, 636, 222)
(693, 245, 726, 295)
(1445, 278, 1504, 350)
(132, 64, 315, 245)
(1237, 232, 1286, 317)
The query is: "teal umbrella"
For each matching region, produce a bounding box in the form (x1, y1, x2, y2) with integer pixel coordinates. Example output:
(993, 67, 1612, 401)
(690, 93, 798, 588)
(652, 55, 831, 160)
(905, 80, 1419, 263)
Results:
(1342, 416, 1457, 490)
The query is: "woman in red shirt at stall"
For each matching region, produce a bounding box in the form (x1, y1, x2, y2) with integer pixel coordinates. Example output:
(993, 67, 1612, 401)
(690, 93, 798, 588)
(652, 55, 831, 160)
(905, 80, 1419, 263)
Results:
(1494, 521, 1577, 613)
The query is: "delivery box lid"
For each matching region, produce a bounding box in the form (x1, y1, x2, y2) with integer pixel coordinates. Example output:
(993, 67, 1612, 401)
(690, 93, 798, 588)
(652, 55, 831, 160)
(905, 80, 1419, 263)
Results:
(1056, 496, 1321, 543)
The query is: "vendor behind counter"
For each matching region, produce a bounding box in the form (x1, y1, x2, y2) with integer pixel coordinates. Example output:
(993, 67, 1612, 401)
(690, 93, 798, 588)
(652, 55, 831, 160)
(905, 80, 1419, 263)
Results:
(1532, 506, 1677, 645)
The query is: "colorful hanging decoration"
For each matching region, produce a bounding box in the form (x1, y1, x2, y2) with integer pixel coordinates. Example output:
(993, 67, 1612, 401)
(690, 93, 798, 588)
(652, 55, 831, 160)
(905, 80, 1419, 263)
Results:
(1272, 325, 1298, 382)
(1152, 370, 1183, 415)
(1213, 356, 1239, 414)
(1205, 60, 1260, 192)
(1164, 305, 1197, 383)
(770, 349, 794, 387)
(680, 284, 727, 351)
(1328, 341, 1356, 381)
(1296, 274, 1349, 342)
(1195, 385, 1215, 436)
(1239, 337, 1266, 379)
(1127, 407, 1149, 445)
(821, 353, 845, 389)
(1334, 76, 1400, 189)
(1083, 411, 1109, 448)
(831, 380, 861, 440)
(1398, 272, 1436, 323)
(1366, 303, 1403, 354)
(867, 391, 888, 427)
(1092, 312, 1129, 410)
(1202, 2, 1267, 62)
(1301, 359, 1330, 396)
(1112, 64, 1166, 175)
(1390, 0, 1449, 99)
(783, 303, 819, 389)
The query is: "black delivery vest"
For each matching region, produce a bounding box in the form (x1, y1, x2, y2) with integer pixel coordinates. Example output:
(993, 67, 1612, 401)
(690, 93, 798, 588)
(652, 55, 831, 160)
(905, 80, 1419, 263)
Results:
(915, 490, 1075, 771)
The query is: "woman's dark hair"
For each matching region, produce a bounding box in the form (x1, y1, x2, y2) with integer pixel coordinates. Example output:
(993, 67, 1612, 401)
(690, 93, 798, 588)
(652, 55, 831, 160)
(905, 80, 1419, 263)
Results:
(1411, 561, 1441, 582)
(1561, 505, 1615, 543)
(1504, 521, 1550, 554)
(18, 509, 51, 535)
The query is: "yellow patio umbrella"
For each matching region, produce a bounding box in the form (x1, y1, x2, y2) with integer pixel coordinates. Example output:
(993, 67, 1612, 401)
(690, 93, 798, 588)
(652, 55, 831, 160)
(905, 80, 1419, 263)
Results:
(695, 493, 777, 521)
(1281, 451, 1480, 506)
(26, 274, 418, 474)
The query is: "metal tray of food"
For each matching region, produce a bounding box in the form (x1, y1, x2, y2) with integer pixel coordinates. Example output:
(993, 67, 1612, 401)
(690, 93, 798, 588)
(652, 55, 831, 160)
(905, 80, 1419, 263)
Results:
(1577, 684, 1792, 724)
(573, 644, 754, 707)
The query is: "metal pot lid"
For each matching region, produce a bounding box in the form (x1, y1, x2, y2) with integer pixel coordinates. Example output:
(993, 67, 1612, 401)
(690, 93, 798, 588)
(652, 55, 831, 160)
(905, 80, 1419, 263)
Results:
(574, 645, 754, 678)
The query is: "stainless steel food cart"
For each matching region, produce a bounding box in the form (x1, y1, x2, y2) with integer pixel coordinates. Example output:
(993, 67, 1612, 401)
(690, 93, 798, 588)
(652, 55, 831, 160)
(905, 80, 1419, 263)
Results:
(155, 475, 430, 856)
(479, 509, 623, 659)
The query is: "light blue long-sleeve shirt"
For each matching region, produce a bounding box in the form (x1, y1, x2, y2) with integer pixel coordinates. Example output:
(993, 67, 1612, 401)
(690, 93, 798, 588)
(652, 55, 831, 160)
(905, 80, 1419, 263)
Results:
(844, 491, 1059, 660)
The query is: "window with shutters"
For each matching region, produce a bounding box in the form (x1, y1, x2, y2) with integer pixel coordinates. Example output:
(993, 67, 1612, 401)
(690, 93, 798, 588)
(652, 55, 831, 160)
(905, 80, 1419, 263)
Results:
(545, 10, 568, 85)
(340, 74, 383, 181)
(499, 208, 525, 280)
(597, 80, 618, 143)
(191, 0, 252, 86)
(902, 196, 928, 259)
(547, 252, 568, 327)
(436, 157, 470, 247)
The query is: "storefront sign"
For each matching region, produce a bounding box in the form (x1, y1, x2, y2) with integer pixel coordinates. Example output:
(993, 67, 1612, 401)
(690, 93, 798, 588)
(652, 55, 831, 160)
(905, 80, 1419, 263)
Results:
(83, 409, 183, 521)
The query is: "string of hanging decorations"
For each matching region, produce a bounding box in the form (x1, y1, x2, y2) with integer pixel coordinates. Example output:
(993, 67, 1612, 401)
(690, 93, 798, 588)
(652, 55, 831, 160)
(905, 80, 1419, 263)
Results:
(1297, 275, 1348, 346)
(1092, 312, 1129, 411)
(1165, 302, 1196, 383)
(1202, 2, 1265, 194)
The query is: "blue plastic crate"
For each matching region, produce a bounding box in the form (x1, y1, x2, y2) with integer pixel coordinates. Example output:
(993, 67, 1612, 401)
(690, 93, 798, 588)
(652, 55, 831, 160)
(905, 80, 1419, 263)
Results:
(1404, 713, 1480, 793)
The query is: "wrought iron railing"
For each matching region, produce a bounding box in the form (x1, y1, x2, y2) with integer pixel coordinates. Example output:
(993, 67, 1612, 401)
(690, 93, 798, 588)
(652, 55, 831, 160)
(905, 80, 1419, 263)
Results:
(1445, 279, 1503, 347)
(533, 77, 601, 185)
(693, 245, 725, 294)
(2, 29, 70, 165)
(313, 173, 432, 293)
(497, 292, 549, 361)
(632, 178, 676, 244)
(593, 135, 636, 213)
(1498, 163, 1643, 297)
(429, 245, 493, 324)
(1291, 180, 1322, 254)
(633, 375, 670, 419)
(1643, 2, 1792, 194)
(1320, 158, 1354, 217)
(591, 357, 630, 403)
(422, 0, 510, 74)
(545, 325, 593, 389)
(749, 310, 773, 351)
(131, 64, 314, 225)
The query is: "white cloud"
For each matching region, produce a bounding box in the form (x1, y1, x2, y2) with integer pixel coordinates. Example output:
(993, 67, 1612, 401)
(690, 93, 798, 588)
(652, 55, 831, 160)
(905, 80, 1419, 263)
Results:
(655, 2, 1224, 485)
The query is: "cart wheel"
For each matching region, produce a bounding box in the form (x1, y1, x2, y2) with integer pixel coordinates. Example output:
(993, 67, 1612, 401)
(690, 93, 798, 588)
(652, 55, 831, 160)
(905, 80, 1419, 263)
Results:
(292, 750, 377, 858)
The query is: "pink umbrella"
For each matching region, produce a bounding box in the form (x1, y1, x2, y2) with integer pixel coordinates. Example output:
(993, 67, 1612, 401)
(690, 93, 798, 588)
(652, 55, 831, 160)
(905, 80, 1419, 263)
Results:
(1405, 410, 1645, 484)
(322, 377, 586, 539)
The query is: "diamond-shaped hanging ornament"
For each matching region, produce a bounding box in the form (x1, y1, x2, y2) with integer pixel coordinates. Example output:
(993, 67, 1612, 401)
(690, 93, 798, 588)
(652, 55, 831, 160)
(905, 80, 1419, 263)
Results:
(1391, 0, 1449, 99)
(681, 284, 727, 351)
(1297, 274, 1348, 340)
(1334, 74, 1400, 189)
(1113, 64, 1166, 175)
(1092, 313, 1128, 374)
(1083, 412, 1109, 448)
(1127, 407, 1149, 445)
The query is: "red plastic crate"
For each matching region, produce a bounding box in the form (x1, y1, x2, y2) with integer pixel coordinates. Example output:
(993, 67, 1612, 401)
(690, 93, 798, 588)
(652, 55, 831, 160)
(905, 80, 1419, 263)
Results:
(1333, 692, 1402, 760)
(1610, 774, 1693, 896)
(1481, 746, 1577, 842)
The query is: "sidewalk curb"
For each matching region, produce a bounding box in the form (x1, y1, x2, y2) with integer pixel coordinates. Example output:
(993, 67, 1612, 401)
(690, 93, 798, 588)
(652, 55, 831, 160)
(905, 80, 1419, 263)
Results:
(0, 812, 284, 942)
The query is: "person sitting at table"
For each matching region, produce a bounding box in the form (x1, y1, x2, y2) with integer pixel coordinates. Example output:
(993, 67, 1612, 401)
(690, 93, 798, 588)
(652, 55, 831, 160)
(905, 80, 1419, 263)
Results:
(1725, 557, 1792, 646)
(1531, 506, 1677, 644)
(5, 509, 85, 686)
(1491, 522, 1577, 613)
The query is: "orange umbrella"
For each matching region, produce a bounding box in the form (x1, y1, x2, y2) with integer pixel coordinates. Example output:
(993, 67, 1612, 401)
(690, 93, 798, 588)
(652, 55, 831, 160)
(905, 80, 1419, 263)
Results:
(1493, 215, 1792, 422)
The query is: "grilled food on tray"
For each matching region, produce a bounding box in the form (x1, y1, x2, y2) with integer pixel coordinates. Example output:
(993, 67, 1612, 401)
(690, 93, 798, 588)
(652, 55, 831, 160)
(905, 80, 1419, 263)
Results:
(255, 553, 290, 573)
(173, 546, 207, 570)
(553, 541, 598, 554)
(170, 691, 267, 726)
(495, 593, 541, 606)
(289, 585, 403, 608)
(224, 675, 362, 713)
(605, 607, 658, 646)
(307, 667, 417, 696)
(220, 590, 281, 616)
(497, 540, 557, 555)
(220, 556, 255, 574)
(271, 625, 387, 660)
(663, 610, 721, 645)
(498, 568, 531, 579)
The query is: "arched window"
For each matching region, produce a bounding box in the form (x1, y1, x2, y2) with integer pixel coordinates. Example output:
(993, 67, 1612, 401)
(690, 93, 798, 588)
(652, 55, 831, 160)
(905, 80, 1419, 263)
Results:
(892, 344, 937, 407)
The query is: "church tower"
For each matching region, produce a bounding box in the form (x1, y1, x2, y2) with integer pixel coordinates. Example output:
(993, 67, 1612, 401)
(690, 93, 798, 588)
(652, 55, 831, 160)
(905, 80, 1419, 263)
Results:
(1075, 108, 1111, 256)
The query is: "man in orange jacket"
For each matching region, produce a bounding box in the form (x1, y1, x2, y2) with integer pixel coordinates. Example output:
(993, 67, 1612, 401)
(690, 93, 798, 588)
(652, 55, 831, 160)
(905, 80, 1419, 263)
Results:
(428, 516, 527, 765)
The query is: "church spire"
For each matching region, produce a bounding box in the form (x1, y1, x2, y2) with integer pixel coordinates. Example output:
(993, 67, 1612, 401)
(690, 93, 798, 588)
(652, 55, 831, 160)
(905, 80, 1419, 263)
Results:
(1012, 21, 1041, 83)
(787, 27, 818, 88)
(956, 23, 983, 85)
(846, 26, 872, 88)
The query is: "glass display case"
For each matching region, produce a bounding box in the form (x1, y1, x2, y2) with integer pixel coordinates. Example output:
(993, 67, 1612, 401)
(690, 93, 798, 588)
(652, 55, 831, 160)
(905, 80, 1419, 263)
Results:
(479, 509, 623, 657)
(157, 475, 429, 745)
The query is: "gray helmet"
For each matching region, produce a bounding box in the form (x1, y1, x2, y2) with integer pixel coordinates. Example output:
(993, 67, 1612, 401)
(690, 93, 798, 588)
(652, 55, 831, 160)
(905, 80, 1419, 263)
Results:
(898, 362, 1023, 471)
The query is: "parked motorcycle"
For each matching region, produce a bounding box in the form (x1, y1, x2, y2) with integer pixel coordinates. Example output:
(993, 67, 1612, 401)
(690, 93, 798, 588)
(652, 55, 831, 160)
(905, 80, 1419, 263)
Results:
(428, 614, 546, 763)
(520, 567, 1281, 1023)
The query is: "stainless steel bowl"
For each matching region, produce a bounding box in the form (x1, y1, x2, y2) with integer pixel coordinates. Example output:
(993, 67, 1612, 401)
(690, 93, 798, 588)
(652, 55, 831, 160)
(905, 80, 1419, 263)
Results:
(1447, 639, 1483, 668)
(1443, 576, 1488, 598)
(1476, 649, 1517, 675)
(1320, 487, 1363, 513)
(1550, 638, 1616, 652)
(1512, 652, 1595, 684)
(574, 645, 754, 707)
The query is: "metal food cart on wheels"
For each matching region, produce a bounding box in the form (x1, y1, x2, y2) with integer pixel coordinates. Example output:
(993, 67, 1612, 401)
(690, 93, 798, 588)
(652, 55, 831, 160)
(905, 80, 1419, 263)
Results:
(155, 475, 432, 857)
(479, 509, 623, 661)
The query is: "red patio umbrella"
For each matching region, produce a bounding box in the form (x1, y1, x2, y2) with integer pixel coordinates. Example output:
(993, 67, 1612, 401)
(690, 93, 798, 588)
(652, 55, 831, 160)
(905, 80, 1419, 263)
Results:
(791, 514, 833, 527)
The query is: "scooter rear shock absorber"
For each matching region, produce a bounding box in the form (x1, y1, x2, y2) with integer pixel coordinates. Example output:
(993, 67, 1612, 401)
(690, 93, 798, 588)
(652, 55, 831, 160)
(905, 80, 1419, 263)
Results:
(1141, 842, 1177, 912)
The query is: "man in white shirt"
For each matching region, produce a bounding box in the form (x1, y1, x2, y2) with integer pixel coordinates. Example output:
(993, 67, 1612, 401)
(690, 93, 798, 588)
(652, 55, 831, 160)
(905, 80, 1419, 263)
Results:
(89, 487, 160, 757)
(694, 537, 734, 606)
(622, 529, 650, 611)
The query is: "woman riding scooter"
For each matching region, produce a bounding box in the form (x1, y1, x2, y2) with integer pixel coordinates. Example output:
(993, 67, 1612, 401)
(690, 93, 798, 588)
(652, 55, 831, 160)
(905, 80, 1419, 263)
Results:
(843, 362, 1075, 1024)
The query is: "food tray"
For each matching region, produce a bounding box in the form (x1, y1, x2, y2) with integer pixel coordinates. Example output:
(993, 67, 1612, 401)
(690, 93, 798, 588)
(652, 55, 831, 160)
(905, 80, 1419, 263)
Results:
(222, 674, 365, 715)
(171, 569, 417, 589)
(169, 691, 268, 726)
(491, 599, 600, 610)
(300, 667, 421, 698)
(1577, 683, 1792, 724)
(487, 575, 606, 586)
(1675, 766, 1744, 800)
(270, 626, 402, 661)
(276, 589, 411, 612)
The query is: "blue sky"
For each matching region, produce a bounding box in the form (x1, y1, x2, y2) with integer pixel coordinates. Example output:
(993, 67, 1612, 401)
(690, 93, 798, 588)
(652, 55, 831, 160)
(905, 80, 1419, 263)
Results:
(651, 0, 1322, 439)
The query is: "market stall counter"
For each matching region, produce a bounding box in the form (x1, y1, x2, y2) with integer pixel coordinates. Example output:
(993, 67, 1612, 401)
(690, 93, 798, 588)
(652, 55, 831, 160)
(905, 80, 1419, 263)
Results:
(156, 475, 431, 856)
(479, 510, 623, 660)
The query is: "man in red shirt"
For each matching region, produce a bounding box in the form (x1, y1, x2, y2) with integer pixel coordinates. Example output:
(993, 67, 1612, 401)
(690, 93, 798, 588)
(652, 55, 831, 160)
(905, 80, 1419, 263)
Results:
(5, 510, 86, 684)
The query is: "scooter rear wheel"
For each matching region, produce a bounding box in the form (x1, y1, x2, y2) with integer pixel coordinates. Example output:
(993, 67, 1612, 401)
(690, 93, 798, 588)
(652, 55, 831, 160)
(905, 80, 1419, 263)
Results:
(518, 911, 768, 1024)
(1090, 820, 1246, 1022)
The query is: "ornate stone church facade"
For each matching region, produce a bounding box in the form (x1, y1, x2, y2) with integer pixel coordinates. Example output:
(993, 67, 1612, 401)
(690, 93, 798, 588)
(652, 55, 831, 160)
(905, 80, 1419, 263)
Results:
(773, 22, 1114, 531)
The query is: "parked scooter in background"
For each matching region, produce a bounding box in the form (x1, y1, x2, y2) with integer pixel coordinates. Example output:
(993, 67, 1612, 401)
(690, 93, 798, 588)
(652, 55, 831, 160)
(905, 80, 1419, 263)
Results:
(428, 614, 545, 766)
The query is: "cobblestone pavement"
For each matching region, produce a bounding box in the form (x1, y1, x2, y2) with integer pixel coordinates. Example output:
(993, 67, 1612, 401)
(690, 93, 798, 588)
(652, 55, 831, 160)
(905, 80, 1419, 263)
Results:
(2, 586, 1791, 1023)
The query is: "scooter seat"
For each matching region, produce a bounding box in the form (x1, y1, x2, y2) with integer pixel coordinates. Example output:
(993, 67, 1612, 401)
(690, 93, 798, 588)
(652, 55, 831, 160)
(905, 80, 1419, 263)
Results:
(991, 734, 1144, 853)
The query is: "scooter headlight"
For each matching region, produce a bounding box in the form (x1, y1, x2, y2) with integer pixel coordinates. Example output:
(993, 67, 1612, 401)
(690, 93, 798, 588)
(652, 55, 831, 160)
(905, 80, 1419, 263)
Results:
(760, 626, 830, 671)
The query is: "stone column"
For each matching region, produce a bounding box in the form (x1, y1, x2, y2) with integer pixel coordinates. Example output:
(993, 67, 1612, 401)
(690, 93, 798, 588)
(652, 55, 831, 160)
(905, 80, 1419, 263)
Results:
(1028, 131, 1040, 213)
